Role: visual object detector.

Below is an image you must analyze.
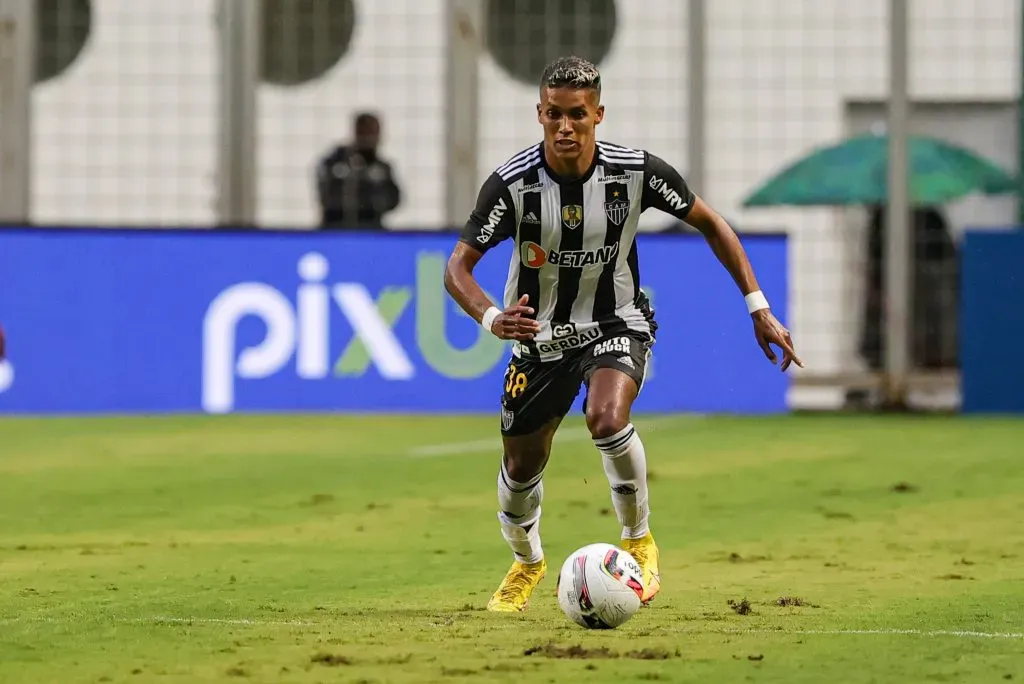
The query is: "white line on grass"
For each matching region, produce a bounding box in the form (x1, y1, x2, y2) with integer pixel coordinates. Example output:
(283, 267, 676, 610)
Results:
(407, 415, 705, 458)
(0, 616, 316, 627)
(134, 621, 1024, 639)
(2, 616, 1020, 639)
(715, 628, 1023, 640)
(147, 616, 315, 627)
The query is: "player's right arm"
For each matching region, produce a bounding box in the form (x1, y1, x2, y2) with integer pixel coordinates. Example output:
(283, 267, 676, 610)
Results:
(444, 173, 541, 341)
(642, 152, 803, 371)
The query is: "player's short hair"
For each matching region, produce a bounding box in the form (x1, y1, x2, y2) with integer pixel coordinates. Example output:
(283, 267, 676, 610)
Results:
(539, 56, 601, 97)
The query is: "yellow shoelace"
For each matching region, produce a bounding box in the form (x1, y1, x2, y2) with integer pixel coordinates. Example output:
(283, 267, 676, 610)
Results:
(497, 569, 535, 600)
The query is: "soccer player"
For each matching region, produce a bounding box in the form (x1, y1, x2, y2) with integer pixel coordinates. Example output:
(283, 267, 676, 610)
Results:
(443, 56, 801, 613)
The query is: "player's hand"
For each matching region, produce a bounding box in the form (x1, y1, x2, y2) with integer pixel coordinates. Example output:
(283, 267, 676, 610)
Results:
(752, 309, 803, 371)
(490, 295, 541, 341)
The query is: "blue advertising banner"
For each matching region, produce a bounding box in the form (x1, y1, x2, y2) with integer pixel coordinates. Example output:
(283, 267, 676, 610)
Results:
(960, 228, 1024, 414)
(0, 229, 789, 415)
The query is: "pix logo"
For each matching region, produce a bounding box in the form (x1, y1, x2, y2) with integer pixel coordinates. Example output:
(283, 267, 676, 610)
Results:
(201, 252, 506, 413)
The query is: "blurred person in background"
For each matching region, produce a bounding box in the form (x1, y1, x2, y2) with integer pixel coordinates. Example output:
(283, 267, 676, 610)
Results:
(860, 204, 958, 373)
(315, 112, 402, 229)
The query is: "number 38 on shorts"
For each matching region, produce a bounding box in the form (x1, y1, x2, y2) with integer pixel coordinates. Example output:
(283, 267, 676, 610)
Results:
(503, 363, 529, 398)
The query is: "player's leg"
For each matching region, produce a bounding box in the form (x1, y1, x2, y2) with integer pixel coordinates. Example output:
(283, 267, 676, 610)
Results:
(495, 415, 559, 565)
(580, 334, 661, 603)
(486, 417, 559, 612)
(487, 356, 580, 612)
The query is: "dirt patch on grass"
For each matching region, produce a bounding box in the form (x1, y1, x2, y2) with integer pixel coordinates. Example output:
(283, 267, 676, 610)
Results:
(524, 644, 616, 659)
(301, 493, 335, 507)
(523, 643, 677, 660)
(711, 552, 771, 563)
(441, 667, 478, 676)
(626, 649, 675, 660)
(816, 507, 855, 520)
(310, 652, 352, 666)
(775, 596, 819, 608)
(727, 598, 753, 615)
(891, 481, 918, 493)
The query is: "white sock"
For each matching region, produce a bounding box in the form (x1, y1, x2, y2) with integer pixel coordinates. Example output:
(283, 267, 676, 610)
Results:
(594, 423, 650, 539)
(496, 460, 544, 563)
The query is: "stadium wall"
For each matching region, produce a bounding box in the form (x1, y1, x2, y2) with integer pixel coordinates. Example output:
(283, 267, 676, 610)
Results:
(0, 228, 789, 416)
(25, 0, 1021, 398)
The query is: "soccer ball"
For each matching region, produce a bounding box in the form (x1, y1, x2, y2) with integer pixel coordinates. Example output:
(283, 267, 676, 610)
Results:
(556, 542, 645, 629)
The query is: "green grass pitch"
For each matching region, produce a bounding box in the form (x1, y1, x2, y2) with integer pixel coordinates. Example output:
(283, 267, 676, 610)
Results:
(0, 413, 1022, 683)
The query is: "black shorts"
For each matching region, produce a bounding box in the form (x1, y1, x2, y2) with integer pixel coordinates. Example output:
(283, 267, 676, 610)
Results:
(499, 331, 653, 436)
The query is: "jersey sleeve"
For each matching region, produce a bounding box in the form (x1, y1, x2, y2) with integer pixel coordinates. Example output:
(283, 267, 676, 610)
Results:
(641, 152, 696, 221)
(459, 172, 517, 253)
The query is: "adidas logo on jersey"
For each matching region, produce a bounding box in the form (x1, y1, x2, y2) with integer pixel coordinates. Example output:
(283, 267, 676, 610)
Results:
(617, 356, 635, 370)
(521, 212, 540, 224)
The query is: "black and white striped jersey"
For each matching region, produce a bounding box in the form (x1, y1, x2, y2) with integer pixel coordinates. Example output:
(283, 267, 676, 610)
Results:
(460, 140, 695, 362)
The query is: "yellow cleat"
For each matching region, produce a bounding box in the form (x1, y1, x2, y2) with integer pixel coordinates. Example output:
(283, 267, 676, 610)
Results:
(623, 532, 661, 604)
(486, 558, 547, 612)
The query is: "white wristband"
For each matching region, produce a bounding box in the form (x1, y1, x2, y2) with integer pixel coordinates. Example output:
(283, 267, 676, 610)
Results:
(744, 290, 770, 314)
(480, 306, 502, 335)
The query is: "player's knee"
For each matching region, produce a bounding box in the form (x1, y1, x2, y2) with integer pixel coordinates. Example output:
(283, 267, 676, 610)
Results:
(585, 401, 630, 440)
(503, 451, 545, 483)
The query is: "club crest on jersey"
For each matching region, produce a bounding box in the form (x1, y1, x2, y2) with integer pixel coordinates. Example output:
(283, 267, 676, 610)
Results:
(604, 198, 629, 226)
(561, 205, 583, 229)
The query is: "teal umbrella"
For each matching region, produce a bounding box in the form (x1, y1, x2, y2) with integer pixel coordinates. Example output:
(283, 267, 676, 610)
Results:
(742, 133, 1019, 207)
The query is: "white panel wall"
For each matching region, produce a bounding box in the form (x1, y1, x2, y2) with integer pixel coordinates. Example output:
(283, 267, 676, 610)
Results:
(479, 0, 690, 233)
(704, 0, 1020, 375)
(256, 0, 446, 230)
(26, 0, 1022, 377)
(32, 0, 218, 226)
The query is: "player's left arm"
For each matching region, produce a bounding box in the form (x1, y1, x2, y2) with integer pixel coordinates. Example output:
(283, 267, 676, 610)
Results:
(642, 153, 803, 371)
